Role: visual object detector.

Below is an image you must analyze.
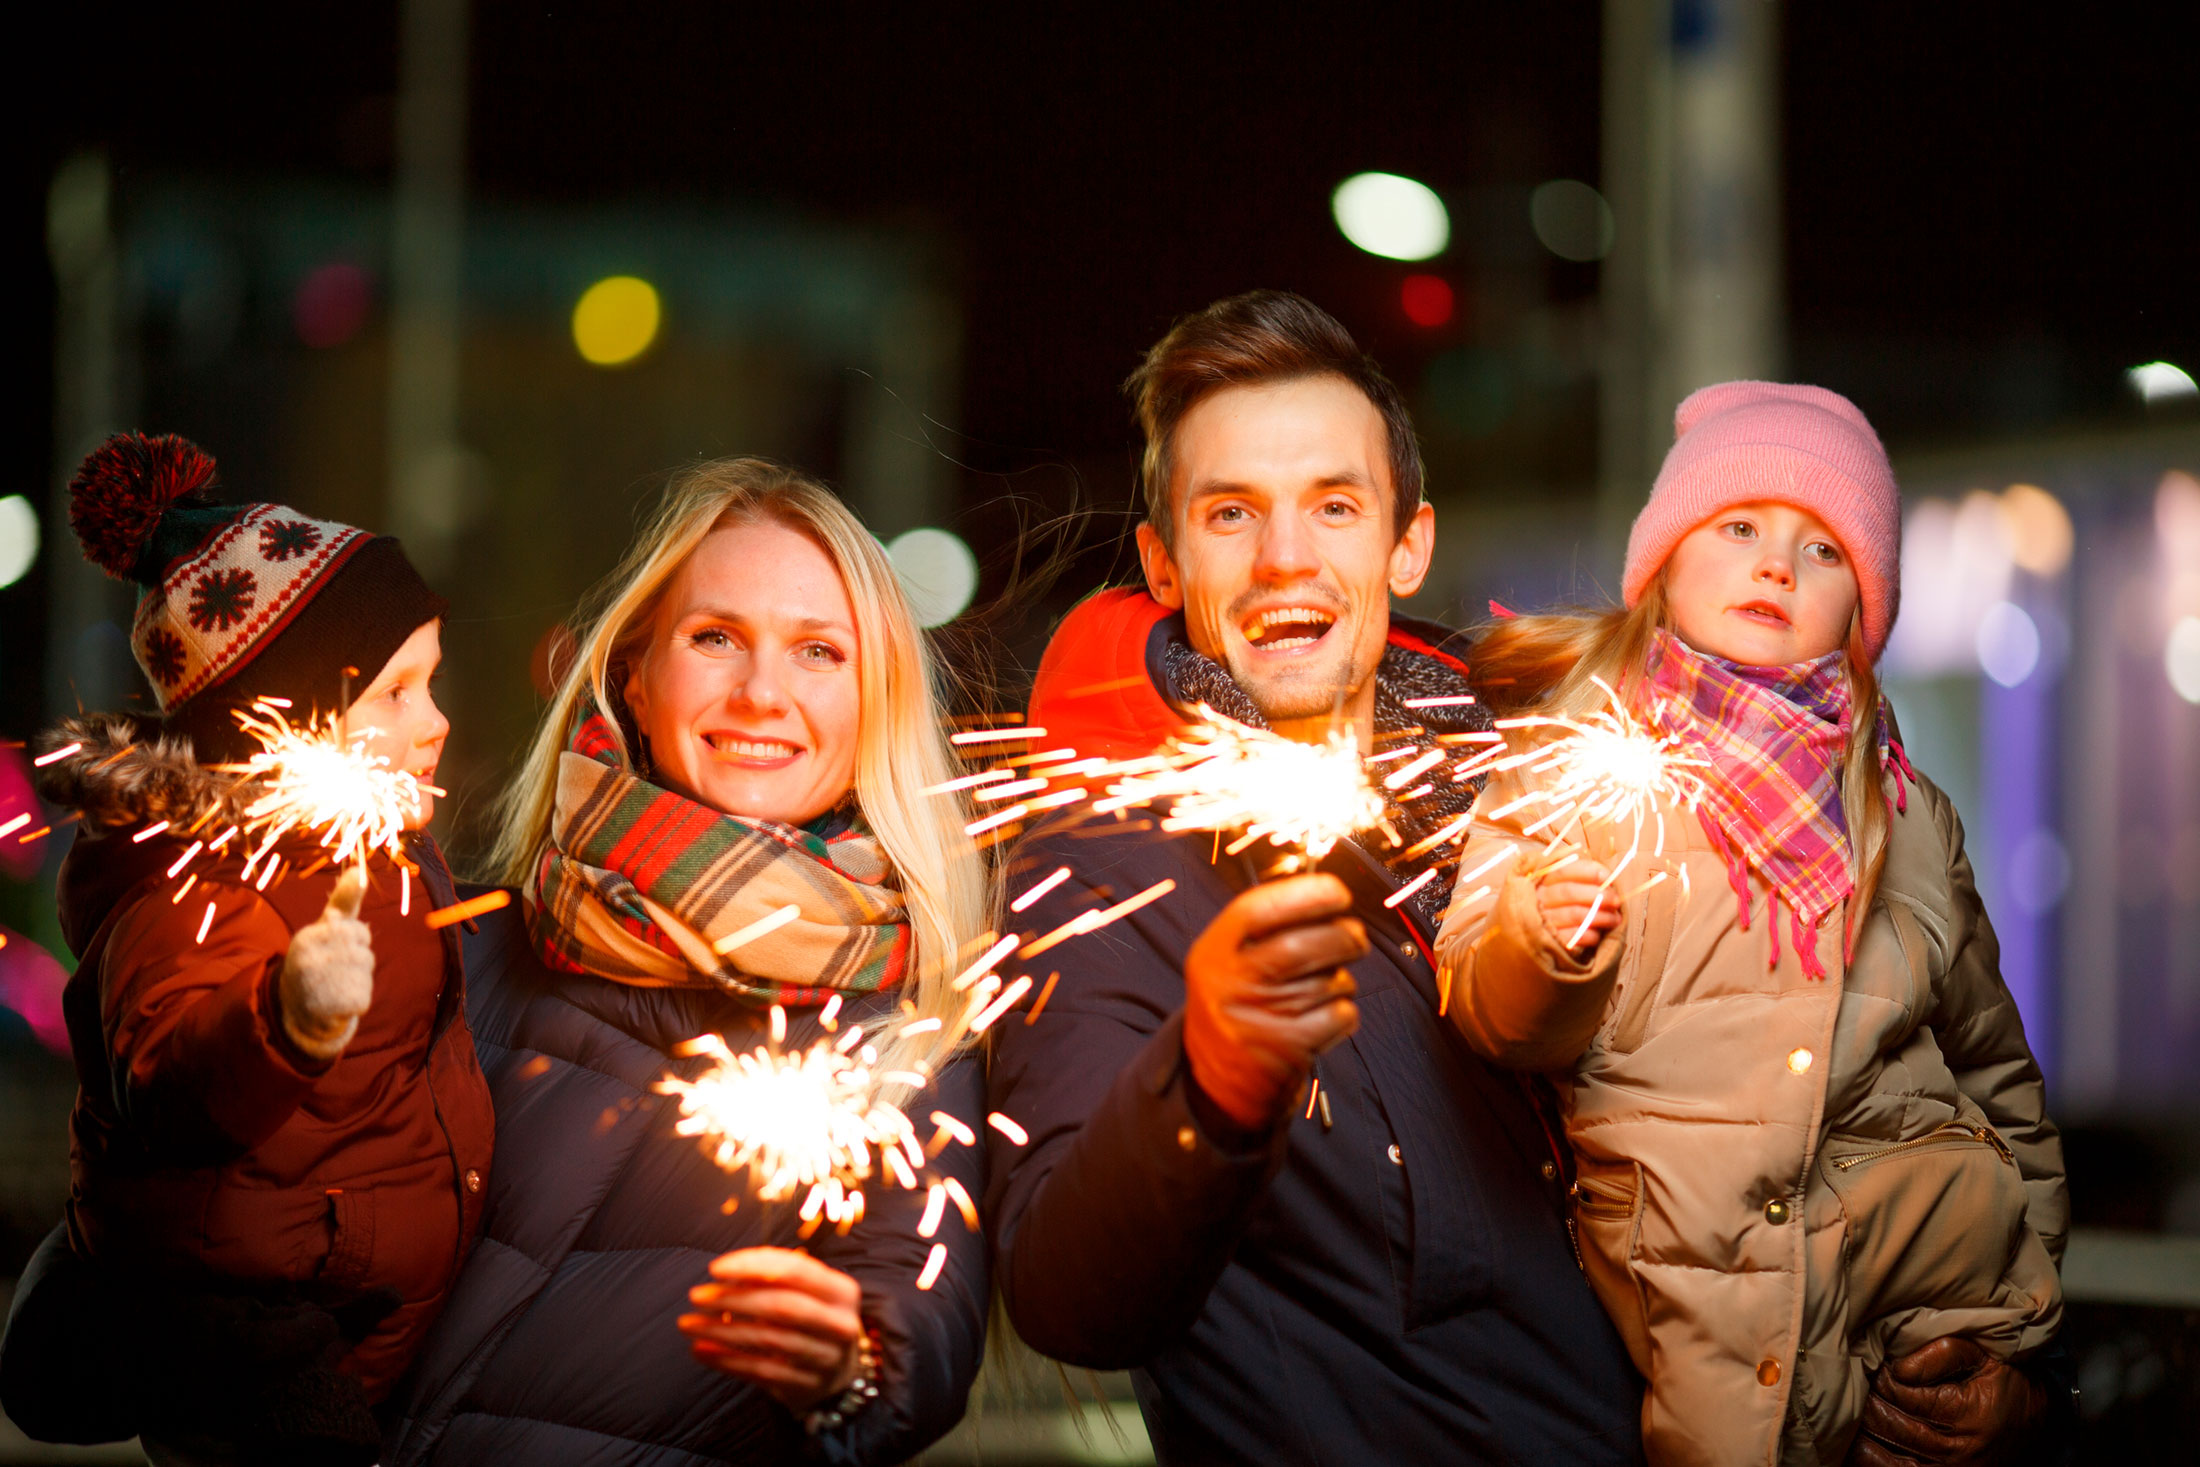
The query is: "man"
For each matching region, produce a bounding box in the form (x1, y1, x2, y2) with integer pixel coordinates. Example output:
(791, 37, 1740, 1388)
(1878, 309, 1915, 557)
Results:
(984, 291, 1643, 1463)
(984, 291, 2059, 1465)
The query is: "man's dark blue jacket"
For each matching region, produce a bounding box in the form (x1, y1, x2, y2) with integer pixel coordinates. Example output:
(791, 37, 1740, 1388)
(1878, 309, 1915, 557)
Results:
(387, 897, 987, 1466)
(985, 590, 1645, 1465)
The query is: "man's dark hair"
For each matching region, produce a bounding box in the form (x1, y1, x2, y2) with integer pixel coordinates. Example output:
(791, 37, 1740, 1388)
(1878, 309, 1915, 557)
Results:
(1126, 290, 1424, 547)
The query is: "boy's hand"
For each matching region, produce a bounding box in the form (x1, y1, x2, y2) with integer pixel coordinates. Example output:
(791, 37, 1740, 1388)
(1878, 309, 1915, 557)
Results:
(1535, 856, 1621, 955)
(280, 866, 374, 1060)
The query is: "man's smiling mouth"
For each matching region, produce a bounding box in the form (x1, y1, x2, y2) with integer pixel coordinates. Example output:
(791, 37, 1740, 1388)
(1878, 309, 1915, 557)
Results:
(1241, 606, 1338, 651)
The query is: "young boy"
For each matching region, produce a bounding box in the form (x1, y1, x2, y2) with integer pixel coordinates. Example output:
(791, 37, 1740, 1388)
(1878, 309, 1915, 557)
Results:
(10, 433, 492, 1465)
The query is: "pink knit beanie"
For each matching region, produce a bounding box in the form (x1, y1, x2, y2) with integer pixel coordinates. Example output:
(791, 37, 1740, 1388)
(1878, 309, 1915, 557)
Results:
(1622, 381, 1901, 659)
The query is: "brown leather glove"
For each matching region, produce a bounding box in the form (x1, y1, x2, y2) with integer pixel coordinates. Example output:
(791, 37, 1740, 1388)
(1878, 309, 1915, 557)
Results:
(1851, 1336, 2050, 1467)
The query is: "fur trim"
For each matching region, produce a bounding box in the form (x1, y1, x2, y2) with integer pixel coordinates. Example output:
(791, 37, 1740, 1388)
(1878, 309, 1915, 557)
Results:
(32, 713, 249, 835)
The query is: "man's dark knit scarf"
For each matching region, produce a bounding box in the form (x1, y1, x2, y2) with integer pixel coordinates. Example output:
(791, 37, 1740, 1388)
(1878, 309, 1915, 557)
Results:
(1162, 635, 1495, 933)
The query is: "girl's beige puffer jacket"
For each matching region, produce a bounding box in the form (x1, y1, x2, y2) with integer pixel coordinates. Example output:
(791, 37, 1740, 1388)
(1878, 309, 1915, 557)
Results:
(1435, 762, 2065, 1467)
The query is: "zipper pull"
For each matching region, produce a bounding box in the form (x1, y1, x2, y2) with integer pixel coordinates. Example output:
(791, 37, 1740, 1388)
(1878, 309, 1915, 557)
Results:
(1976, 1124, 2015, 1164)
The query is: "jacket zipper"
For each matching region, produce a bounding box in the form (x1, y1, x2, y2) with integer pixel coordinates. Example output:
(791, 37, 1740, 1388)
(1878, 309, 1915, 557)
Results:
(1831, 1121, 2015, 1171)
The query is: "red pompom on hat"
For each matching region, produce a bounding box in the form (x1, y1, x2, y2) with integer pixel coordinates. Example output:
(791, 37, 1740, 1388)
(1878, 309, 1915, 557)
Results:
(1621, 382, 1902, 660)
(63, 432, 447, 760)
(68, 434, 220, 580)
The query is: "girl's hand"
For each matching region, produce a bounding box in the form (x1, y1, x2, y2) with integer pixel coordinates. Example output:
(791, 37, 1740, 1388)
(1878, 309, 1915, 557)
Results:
(679, 1247, 866, 1414)
(1535, 857, 1621, 955)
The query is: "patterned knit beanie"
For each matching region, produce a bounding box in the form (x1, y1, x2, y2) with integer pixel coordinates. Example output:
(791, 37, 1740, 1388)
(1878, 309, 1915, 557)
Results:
(67, 433, 448, 759)
(1621, 382, 1902, 659)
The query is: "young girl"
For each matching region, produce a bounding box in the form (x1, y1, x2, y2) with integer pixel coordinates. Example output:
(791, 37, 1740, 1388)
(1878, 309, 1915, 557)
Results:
(10, 434, 493, 1465)
(1435, 384, 2065, 1465)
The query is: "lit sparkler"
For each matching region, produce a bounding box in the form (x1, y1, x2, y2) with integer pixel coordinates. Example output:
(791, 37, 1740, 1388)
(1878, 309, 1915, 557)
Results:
(658, 1015, 929, 1234)
(1094, 705, 1387, 871)
(1483, 677, 1710, 945)
(226, 703, 428, 871)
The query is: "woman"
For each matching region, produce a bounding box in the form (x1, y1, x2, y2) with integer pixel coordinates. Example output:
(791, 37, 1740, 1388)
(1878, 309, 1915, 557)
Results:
(385, 459, 994, 1465)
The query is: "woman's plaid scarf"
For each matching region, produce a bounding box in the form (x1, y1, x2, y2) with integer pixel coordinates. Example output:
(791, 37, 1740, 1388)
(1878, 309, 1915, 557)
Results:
(529, 709, 910, 1005)
(1642, 630, 1908, 979)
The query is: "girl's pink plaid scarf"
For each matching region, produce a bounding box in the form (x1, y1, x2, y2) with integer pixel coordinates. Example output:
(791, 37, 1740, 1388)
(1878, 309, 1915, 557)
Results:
(1642, 630, 1911, 978)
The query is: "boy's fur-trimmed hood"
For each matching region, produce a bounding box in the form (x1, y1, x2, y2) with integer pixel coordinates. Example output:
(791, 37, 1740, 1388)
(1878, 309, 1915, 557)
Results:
(33, 713, 251, 836)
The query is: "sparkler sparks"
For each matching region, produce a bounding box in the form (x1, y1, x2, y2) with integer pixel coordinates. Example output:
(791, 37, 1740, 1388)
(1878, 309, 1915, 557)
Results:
(1481, 678, 1711, 944)
(659, 1017, 927, 1233)
(228, 704, 424, 870)
(1094, 706, 1387, 869)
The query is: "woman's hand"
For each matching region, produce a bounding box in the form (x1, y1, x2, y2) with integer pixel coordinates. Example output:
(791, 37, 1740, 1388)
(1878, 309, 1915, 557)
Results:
(1534, 856, 1620, 955)
(679, 1247, 866, 1414)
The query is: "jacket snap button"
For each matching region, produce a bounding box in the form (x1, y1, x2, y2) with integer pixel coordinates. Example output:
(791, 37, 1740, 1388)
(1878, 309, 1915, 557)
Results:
(1400, 942, 1416, 959)
(1177, 1126, 1197, 1152)
(1787, 1048, 1814, 1074)
(1757, 1359, 1781, 1387)
(464, 1169, 483, 1194)
(1763, 1198, 1790, 1225)
(1540, 1160, 1558, 1181)
(1387, 1144, 1403, 1165)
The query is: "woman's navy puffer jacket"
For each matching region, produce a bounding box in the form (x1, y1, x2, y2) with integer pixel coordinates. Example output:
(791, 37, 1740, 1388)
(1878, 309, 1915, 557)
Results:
(385, 897, 987, 1465)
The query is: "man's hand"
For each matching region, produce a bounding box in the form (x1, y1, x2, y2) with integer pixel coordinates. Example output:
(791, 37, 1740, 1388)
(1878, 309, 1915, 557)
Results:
(1534, 856, 1620, 956)
(1182, 873, 1368, 1132)
(680, 1247, 867, 1415)
(1853, 1336, 2050, 1467)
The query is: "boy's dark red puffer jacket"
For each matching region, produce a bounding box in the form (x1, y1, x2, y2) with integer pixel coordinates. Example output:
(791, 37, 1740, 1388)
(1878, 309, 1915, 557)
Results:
(49, 726, 492, 1402)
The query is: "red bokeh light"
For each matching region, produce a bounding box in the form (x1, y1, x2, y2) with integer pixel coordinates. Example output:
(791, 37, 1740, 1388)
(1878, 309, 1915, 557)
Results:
(1400, 274, 1454, 329)
(293, 262, 374, 349)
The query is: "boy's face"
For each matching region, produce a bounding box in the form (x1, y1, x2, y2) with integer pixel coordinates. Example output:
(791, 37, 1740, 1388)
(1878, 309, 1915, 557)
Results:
(1663, 502, 1861, 666)
(1136, 374, 1435, 746)
(342, 619, 450, 829)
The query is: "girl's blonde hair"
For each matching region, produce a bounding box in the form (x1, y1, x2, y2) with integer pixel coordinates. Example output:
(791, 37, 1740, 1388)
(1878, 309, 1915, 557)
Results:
(486, 458, 994, 1069)
(1470, 577, 1892, 922)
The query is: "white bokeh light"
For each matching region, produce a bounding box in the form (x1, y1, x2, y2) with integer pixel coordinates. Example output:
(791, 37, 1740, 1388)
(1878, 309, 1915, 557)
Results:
(1976, 601, 2041, 688)
(1331, 173, 1450, 262)
(0, 496, 38, 590)
(2168, 616, 2200, 704)
(2128, 361, 2199, 404)
(887, 527, 977, 629)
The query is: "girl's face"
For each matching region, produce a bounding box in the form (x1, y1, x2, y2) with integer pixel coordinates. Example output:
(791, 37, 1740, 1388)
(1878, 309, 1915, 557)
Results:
(623, 519, 862, 827)
(342, 619, 450, 830)
(1663, 502, 1860, 666)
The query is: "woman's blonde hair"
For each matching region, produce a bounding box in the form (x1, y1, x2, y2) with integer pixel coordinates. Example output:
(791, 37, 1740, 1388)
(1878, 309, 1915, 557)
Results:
(486, 458, 994, 1070)
(1470, 577, 1892, 922)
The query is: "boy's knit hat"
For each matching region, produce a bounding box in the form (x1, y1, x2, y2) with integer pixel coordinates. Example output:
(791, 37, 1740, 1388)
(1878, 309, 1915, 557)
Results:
(1622, 382, 1901, 659)
(67, 433, 447, 757)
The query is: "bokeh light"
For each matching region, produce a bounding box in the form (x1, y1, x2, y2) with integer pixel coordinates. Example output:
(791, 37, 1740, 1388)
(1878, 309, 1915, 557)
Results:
(887, 527, 977, 628)
(1400, 275, 1454, 328)
(1977, 600, 2041, 687)
(292, 262, 373, 349)
(1999, 483, 2073, 576)
(2127, 360, 2198, 404)
(0, 495, 38, 590)
(572, 275, 663, 367)
(1331, 173, 1449, 261)
(2168, 616, 2200, 704)
(1529, 179, 1616, 262)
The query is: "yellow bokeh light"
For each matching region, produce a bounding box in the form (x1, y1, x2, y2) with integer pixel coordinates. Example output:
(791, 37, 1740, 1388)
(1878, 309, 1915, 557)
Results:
(1998, 483, 2073, 577)
(572, 275, 661, 367)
